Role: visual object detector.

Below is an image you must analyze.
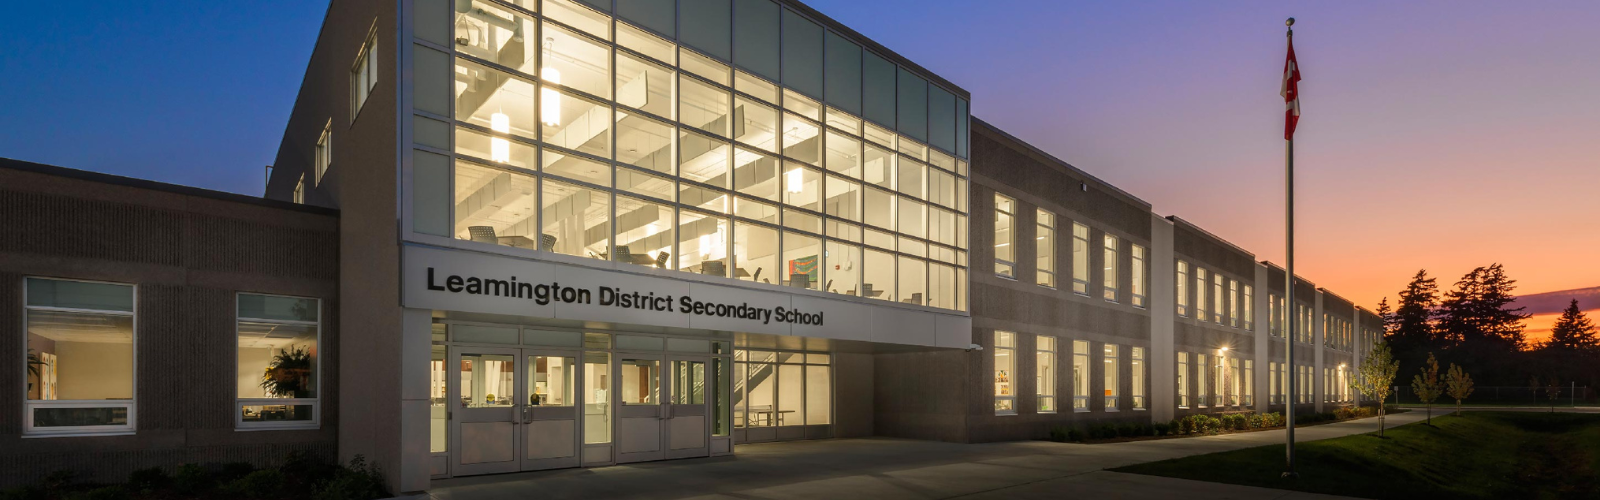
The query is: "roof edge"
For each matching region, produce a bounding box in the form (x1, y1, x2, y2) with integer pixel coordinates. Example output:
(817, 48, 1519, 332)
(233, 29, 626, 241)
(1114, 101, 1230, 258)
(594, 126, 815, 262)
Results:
(1, 157, 339, 217)
(970, 117, 1151, 208)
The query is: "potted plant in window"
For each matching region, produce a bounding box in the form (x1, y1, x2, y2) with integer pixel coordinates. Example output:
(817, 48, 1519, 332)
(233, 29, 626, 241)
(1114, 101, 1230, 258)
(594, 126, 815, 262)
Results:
(261, 345, 314, 419)
(26, 349, 43, 393)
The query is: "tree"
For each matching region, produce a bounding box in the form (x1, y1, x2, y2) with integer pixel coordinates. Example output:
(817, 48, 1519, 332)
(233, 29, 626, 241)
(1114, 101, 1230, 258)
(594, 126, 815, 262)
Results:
(1546, 377, 1562, 413)
(1444, 363, 1474, 416)
(1411, 352, 1442, 425)
(1436, 264, 1529, 351)
(1352, 341, 1402, 437)
(1543, 299, 1599, 352)
(1390, 270, 1439, 350)
(1529, 375, 1542, 405)
(1376, 297, 1395, 335)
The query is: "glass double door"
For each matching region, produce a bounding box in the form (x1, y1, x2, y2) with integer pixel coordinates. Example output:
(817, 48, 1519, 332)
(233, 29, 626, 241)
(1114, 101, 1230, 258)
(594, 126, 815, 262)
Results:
(450, 347, 583, 476)
(615, 354, 711, 463)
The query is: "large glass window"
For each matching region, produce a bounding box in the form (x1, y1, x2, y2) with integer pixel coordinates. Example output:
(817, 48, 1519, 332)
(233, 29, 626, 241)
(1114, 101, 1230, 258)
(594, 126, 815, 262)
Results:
(862, 248, 895, 302)
(734, 97, 778, 152)
(1037, 336, 1057, 414)
(782, 231, 822, 290)
(1103, 344, 1119, 410)
(1176, 260, 1190, 316)
(1244, 359, 1255, 406)
(541, 177, 611, 258)
(678, 210, 729, 276)
(24, 278, 136, 435)
(1213, 274, 1225, 324)
(1073, 340, 1089, 412)
(994, 194, 1014, 279)
(1131, 347, 1146, 410)
(615, 196, 674, 268)
(1131, 244, 1146, 308)
(1243, 285, 1255, 330)
(237, 293, 320, 429)
(994, 332, 1015, 415)
(824, 240, 860, 295)
(1177, 352, 1189, 408)
(1195, 268, 1208, 319)
(731, 350, 829, 428)
(1102, 234, 1119, 302)
(1196, 353, 1209, 407)
(1036, 210, 1056, 288)
(897, 256, 926, 306)
(733, 221, 778, 284)
(616, 51, 674, 119)
(1229, 279, 1240, 328)
(1071, 223, 1089, 294)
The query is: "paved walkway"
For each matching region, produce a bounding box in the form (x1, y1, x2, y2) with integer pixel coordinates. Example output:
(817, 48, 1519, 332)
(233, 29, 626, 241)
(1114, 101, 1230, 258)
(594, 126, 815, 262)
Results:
(424, 411, 1430, 500)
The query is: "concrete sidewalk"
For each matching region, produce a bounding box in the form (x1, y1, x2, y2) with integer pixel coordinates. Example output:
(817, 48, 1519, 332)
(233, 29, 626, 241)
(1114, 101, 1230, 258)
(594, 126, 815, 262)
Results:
(425, 411, 1429, 500)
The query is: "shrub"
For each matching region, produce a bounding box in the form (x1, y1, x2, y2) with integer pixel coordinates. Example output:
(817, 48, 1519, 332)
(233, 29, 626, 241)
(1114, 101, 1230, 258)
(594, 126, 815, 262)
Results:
(221, 469, 286, 499)
(0, 486, 46, 500)
(1152, 422, 1170, 436)
(174, 464, 212, 495)
(312, 455, 388, 500)
(1066, 427, 1084, 442)
(65, 486, 126, 500)
(126, 467, 167, 493)
(1180, 414, 1222, 435)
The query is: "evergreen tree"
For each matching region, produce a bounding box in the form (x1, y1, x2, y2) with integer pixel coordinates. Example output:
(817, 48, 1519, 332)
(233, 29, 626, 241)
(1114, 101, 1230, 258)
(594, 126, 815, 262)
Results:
(1376, 297, 1395, 335)
(1435, 264, 1529, 351)
(1543, 299, 1599, 352)
(1390, 270, 1439, 350)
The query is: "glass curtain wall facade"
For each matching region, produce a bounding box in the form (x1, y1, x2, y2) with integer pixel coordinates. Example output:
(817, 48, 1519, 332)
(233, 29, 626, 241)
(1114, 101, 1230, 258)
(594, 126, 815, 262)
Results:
(415, 0, 970, 310)
(731, 349, 831, 429)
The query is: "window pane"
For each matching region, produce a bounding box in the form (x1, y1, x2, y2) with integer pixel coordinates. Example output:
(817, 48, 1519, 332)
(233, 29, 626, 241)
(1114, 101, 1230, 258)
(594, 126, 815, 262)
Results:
(620, 359, 658, 404)
(956, 98, 969, 157)
(530, 355, 577, 406)
(863, 187, 895, 231)
(994, 331, 1015, 414)
(928, 85, 956, 153)
(826, 218, 861, 243)
(783, 208, 820, 234)
(615, 196, 674, 268)
(455, 59, 537, 138)
(454, 0, 538, 72)
(735, 196, 778, 223)
(733, 97, 779, 152)
(615, 112, 675, 174)
(897, 159, 925, 199)
(776, 364, 803, 426)
(734, 221, 778, 284)
(1072, 223, 1089, 293)
(862, 51, 895, 129)
(824, 130, 861, 178)
(1104, 344, 1119, 409)
(617, 0, 673, 38)
(585, 352, 611, 443)
(681, 0, 732, 60)
(454, 162, 540, 247)
(26, 309, 133, 402)
(732, 0, 779, 81)
(616, 21, 674, 62)
(672, 360, 706, 404)
(863, 248, 895, 301)
(928, 168, 956, 208)
(733, 148, 780, 202)
(679, 210, 729, 276)
(238, 319, 319, 400)
(781, 164, 822, 211)
(781, 231, 821, 290)
(779, 8, 822, 98)
(929, 263, 957, 310)
(679, 183, 729, 213)
(542, 23, 610, 99)
(543, 149, 610, 186)
(896, 68, 927, 141)
(1103, 234, 1119, 301)
(897, 197, 925, 239)
(238, 294, 317, 322)
(898, 256, 926, 305)
(824, 240, 860, 295)
(713, 357, 731, 435)
(805, 365, 831, 424)
(430, 345, 447, 452)
(542, 177, 611, 258)
(1073, 340, 1089, 411)
(546, 0, 611, 39)
(735, 70, 778, 103)
(781, 113, 821, 165)
(680, 77, 731, 138)
(824, 175, 861, 222)
(862, 143, 895, 190)
(541, 89, 611, 157)
(824, 32, 862, 114)
(680, 47, 731, 87)
(616, 52, 675, 119)
(457, 127, 537, 169)
(679, 130, 731, 187)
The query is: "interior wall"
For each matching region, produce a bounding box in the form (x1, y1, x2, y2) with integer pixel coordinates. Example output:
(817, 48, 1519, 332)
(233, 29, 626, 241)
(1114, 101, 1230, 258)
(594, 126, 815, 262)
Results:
(54, 342, 134, 400)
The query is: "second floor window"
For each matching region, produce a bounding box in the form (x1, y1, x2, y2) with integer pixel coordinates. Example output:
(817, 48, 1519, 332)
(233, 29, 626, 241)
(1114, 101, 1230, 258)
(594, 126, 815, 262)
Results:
(1243, 285, 1255, 330)
(1036, 210, 1056, 288)
(1176, 260, 1190, 316)
(1071, 223, 1089, 294)
(994, 195, 1015, 279)
(315, 122, 331, 184)
(352, 33, 377, 116)
(1102, 234, 1118, 302)
(1131, 244, 1146, 308)
(1228, 279, 1240, 328)
(1195, 268, 1208, 319)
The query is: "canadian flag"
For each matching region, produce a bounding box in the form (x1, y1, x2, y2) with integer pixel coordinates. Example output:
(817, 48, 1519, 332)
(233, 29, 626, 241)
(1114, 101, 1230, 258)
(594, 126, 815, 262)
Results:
(1281, 37, 1301, 140)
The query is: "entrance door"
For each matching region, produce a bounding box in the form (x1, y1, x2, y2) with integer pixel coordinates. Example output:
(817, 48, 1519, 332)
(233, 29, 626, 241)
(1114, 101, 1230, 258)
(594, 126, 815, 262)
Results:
(614, 355, 664, 463)
(520, 350, 582, 471)
(450, 347, 521, 476)
(665, 356, 711, 459)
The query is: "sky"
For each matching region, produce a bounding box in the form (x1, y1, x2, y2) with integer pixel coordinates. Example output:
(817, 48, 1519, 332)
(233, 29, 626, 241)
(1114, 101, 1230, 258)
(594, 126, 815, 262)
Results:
(1, 0, 1596, 319)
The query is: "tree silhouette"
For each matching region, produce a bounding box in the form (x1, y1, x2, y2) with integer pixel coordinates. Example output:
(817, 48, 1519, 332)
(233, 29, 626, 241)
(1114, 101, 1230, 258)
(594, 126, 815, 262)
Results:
(1390, 270, 1439, 352)
(1411, 353, 1442, 425)
(1543, 299, 1598, 352)
(1436, 264, 1529, 350)
(1546, 377, 1562, 413)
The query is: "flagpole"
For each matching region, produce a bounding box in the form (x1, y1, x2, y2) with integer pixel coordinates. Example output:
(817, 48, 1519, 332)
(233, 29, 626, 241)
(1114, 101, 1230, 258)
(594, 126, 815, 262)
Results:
(1282, 16, 1299, 480)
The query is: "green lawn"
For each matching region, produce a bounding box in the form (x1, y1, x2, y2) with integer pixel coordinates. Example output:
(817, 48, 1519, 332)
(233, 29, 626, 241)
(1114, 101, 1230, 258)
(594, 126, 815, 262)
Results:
(1113, 412, 1600, 499)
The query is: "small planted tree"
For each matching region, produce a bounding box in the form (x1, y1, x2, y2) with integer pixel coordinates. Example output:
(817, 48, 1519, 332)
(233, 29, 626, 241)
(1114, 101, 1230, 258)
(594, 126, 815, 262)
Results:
(1444, 363, 1474, 416)
(1411, 352, 1442, 425)
(1352, 341, 1401, 437)
(1529, 375, 1542, 405)
(1547, 377, 1562, 413)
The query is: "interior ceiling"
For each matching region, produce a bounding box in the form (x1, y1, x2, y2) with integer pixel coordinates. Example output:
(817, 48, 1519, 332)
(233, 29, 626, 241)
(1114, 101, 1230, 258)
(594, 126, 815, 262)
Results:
(26, 310, 133, 344)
